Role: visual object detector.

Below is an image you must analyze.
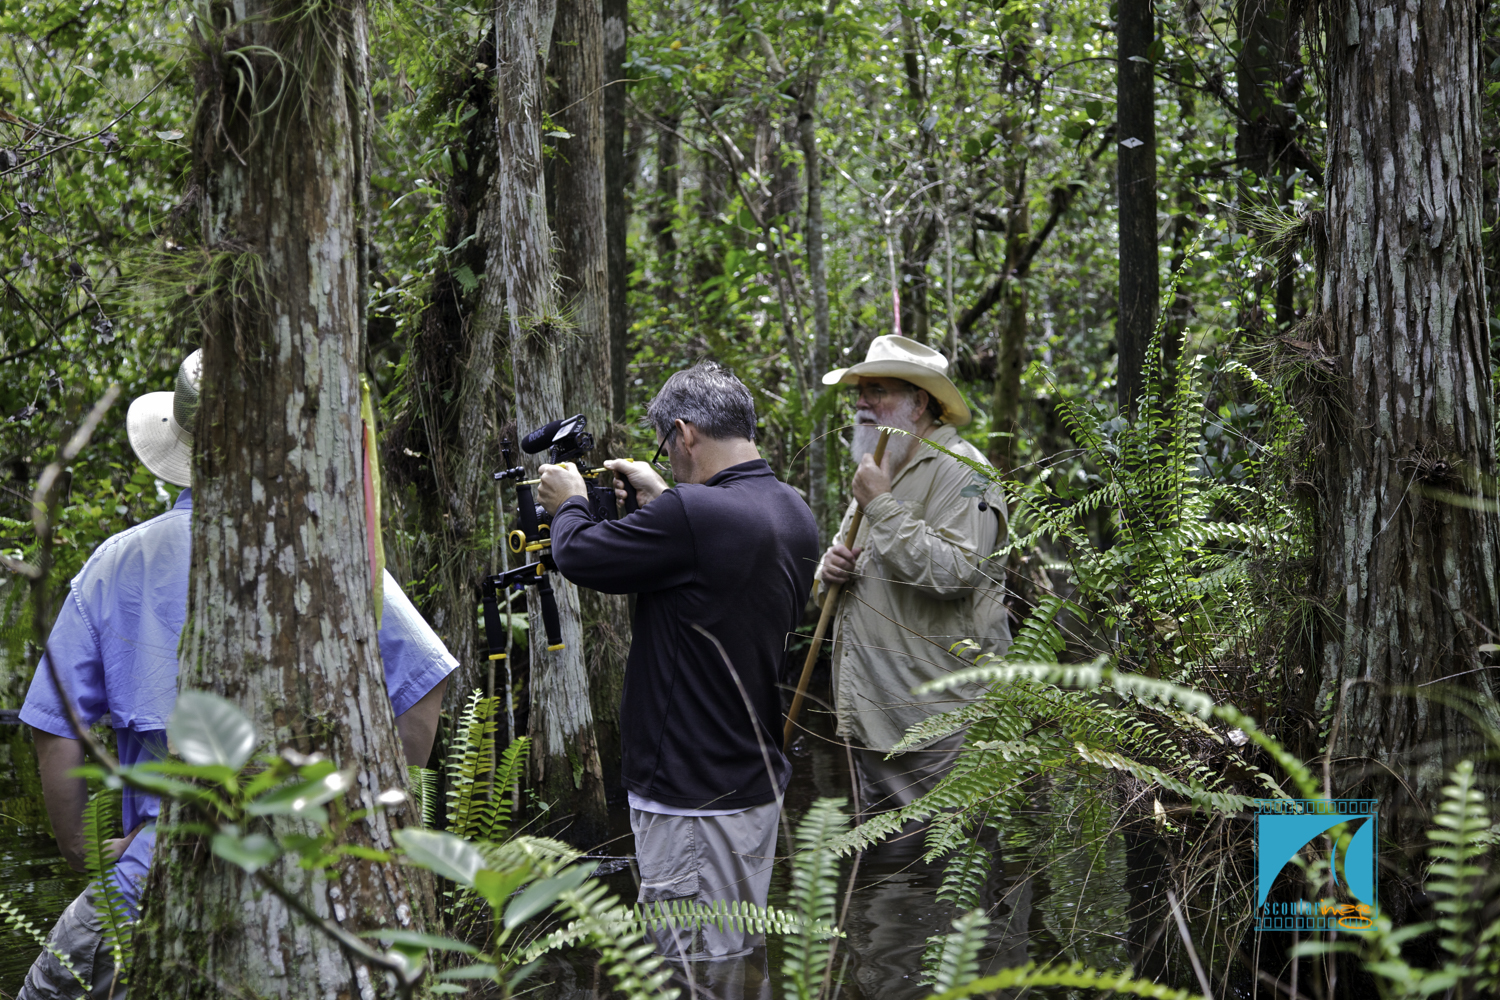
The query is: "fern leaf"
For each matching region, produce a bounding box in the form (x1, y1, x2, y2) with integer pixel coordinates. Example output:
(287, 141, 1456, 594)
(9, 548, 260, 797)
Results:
(82, 789, 133, 992)
(922, 910, 990, 991)
(0, 889, 90, 993)
(783, 798, 849, 1000)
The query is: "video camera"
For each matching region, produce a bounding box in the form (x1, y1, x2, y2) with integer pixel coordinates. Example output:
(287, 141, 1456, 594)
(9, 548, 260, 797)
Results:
(480, 413, 636, 658)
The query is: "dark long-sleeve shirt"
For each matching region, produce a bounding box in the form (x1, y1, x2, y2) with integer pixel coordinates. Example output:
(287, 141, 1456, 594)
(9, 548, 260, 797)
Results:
(549, 459, 819, 810)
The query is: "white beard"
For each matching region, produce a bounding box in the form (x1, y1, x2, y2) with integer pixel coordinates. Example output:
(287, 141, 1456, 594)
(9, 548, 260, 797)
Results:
(852, 406, 921, 468)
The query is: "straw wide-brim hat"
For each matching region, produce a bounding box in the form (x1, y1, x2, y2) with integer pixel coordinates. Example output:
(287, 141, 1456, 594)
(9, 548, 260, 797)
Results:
(821, 334, 972, 427)
(126, 350, 203, 488)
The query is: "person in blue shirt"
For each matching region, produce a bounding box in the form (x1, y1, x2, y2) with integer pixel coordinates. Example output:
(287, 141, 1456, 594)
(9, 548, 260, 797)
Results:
(17, 351, 456, 1000)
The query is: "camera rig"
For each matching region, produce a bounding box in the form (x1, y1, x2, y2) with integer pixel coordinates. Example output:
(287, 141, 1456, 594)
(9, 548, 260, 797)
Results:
(480, 414, 636, 658)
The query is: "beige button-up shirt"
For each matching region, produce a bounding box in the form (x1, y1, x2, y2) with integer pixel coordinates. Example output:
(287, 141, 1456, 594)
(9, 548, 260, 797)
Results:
(816, 424, 1011, 752)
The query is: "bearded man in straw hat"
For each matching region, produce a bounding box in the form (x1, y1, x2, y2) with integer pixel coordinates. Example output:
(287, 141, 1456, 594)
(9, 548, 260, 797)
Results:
(17, 351, 456, 999)
(815, 335, 1011, 816)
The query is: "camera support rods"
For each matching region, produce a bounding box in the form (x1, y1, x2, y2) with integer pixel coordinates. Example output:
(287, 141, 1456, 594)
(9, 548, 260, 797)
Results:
(483, 414, 639, 658)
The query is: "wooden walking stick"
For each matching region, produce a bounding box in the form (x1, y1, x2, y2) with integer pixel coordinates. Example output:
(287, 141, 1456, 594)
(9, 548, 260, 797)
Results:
(784, 428, 890, 752)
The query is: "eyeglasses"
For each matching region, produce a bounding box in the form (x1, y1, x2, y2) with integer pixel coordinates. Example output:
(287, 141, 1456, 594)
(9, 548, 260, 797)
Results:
(650, 426, 676, 473)
(849, 383, 913, 405)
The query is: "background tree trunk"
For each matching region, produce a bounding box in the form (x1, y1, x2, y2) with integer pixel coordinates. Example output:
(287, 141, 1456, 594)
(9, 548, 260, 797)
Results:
(552, 0, 631, 802)
(650, 113, 681, 302)
(603, 0, 629, 424)
(134, 3, 431, 994)
(1115, 0, 1157, 415)
(488, 0, 609, 845)
(799, 92, 829, 537)
(384, 45, 502, 726)
(1314, 0, 1500, 858)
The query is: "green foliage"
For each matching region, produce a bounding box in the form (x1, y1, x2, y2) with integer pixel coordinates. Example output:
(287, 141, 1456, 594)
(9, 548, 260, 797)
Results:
(0, 890, 88, 993)
(922, 909, 990, 992)
(923, 961, 1205, 1000)
(783, 797, 848, 1000)
(81, 789, 133, 992)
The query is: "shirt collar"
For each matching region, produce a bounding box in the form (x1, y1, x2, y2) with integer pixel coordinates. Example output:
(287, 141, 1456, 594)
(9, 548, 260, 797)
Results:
(892, 423, 960, 486)
(174, 488, 193, 510)
(703, 459, 773, 488)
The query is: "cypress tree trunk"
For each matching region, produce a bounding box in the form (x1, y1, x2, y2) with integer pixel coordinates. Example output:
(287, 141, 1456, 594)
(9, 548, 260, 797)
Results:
(135, 3, 431, 994)
(487, 0, 609, 844)
(386, 46, 501, 718)
(651, 114, 681, 300)
(603, 0, 629, 424)
(1115, 0, 1157, 415)
(552, 0, 630, 800)
(799, 90, 829, 536)
(1314, 0, 1500, 854)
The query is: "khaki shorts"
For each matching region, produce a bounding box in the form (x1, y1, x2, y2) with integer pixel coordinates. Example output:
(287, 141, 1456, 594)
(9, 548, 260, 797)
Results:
(18, 885, 127, 1000)
(631, 799, 780, 962)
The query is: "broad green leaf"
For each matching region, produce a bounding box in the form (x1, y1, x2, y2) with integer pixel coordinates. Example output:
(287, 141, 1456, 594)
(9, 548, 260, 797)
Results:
(169, 691, 256, 770)
(359, 929, 479, 956)
(245, 770, 355, 817)
(474, 866, 531, 908)
(503, 862, 595, 928)
(210, 831, 280, 873)
(436, 963, 499, 981)
(393, 828, 484, 886)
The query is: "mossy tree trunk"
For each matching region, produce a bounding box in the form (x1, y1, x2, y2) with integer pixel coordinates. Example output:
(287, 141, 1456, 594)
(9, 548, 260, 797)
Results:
(1115, 0, 1157, 415)
(1313, 0, 1500, 856)
(384, 42, 502, 721)
(485, 0, 609, 844)
(551, 0, 630, 799)
(134, 2, 432, 994)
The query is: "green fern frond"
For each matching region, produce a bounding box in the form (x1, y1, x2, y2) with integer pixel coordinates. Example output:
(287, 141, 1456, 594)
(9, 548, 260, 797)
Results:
(0, 890, 90, 992)
(554, 878, 679, 1000)
(922, 909, 990, 991)
(784, 798, 849, 1000)
(407, 765, 437, 829)
(82, 789, 132, 992)
(488, 736, 531, 839)
(445, 689, 501, 840)
(924, 960, 1204, 1000)
(1426, 759, 1494, 978)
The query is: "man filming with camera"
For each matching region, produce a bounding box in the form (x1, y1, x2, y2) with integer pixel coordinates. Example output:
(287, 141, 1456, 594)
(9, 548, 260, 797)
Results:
(535, 361, 818, 982)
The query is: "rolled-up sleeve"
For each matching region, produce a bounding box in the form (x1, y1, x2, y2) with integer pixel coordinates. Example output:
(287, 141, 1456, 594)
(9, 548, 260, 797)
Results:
(861, 477, 1000, 600)
(20, 584, 107, 737)
(377, 571, 458, 716)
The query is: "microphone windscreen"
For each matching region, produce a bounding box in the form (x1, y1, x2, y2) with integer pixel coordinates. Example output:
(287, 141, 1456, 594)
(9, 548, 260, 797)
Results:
(521, 418, 564, 454)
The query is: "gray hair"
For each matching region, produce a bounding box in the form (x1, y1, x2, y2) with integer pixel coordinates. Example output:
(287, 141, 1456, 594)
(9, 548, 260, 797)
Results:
(647, 361, 757, 442)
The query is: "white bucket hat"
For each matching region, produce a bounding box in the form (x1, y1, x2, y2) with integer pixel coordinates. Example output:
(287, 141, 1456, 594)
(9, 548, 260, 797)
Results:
(126, 350, 202, 488)
(821, 335, 972, 427)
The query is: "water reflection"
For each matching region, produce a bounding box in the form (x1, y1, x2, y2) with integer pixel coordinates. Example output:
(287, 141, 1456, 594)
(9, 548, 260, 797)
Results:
(0, 724, 89, 996)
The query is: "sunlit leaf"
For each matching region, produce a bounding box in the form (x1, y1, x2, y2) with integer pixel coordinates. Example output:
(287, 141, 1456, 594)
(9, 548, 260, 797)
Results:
(393, 828, 484, 887)
(169, 691, 256, 770)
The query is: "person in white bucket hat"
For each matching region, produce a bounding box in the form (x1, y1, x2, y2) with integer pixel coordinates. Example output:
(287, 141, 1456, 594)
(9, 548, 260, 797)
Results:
(124, 349, 203, 487)
(16, 352, 457, 1000)
(814, 335, 1011, 819)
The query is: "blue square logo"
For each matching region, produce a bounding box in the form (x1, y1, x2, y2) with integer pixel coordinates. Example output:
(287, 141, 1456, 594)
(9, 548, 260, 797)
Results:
(1255, 799, 1378, 931)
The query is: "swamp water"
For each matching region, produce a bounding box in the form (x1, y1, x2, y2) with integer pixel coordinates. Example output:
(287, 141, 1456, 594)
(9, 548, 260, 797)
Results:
(0, 706, 1142, 999)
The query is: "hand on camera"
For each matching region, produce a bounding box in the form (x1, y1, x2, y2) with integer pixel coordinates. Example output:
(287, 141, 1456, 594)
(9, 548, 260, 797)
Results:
(537, 462, 587, 514)
(604, 458, 668, 509)
(819, 543, 862, 586)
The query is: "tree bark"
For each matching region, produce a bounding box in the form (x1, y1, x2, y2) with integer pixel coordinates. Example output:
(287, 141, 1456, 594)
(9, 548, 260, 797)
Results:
(990, 191, 1029, 474)
(552, 0, 630, 802)
(486, 0, 609, 845)
(799, 94, 829, 538)
(1115, 0, 1158, 415)
(1314, 0, 1500, 857)
(603, 0, 628, 424)
(384, 45, 501, 721)
(134, 3, 431, 994)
